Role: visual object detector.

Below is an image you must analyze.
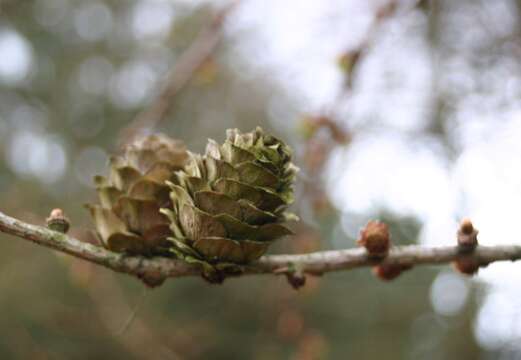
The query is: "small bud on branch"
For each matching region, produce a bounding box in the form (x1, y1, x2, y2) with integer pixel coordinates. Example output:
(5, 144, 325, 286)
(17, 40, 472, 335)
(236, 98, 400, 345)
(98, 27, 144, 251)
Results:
(46, 209, 70, 234)
(457, 218, 478, 251)
(358, 221, 391, 258)
(453, 218, 480, 275)
(274, 264, 306, 290)
(452, 256, 480, 276)
(372, 263, 413, 281)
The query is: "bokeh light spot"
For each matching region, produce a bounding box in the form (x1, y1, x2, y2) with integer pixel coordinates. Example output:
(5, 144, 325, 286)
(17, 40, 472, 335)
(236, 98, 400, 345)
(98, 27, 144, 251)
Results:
(0, 29, 33, 85)
(430, 272, 469, 317)
(74, 2, 113, 42)
(74, 146, 108, 187)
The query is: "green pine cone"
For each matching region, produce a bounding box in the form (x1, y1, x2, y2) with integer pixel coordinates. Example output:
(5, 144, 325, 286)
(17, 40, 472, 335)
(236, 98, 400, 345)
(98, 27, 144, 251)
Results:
(161, 127, 298, 267)
(87, 134, 189, 255)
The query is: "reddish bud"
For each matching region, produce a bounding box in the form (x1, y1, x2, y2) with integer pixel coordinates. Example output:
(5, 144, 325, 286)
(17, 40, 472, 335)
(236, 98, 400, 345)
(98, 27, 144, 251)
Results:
(453, 256, 480, 276)
(46, 208, 70, 234)
(138, 272, 166, 288)
(457, 218, 478, 251)
(358, 221, 390, 257)
(460, 218, 474, 234)
(372, 263, 412, 281)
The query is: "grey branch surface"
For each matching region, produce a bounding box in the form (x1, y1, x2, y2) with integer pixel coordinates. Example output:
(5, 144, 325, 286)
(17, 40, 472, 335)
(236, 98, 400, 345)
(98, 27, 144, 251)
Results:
(1, 210, 521, 283)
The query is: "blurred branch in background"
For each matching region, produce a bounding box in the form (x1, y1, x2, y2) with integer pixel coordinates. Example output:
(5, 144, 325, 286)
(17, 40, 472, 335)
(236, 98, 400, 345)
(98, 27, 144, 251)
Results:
(118, 1, 240, 148)
(299, 1, 402, 217)
(1, 209, 519, 287)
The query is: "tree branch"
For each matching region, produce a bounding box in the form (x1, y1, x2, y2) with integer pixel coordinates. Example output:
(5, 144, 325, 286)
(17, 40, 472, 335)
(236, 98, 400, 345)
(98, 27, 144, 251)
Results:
(119, 1, 239, 148)
(1, 210, 520, 285)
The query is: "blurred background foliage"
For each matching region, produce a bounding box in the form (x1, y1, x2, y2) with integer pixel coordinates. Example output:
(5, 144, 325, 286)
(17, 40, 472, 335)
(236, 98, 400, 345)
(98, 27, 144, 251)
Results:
(0, 0, 519, 358)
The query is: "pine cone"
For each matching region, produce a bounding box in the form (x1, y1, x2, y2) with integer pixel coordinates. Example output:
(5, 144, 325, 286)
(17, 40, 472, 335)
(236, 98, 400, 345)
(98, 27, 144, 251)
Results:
(161, 127, 298, 269)
(87, 134, 189, 254)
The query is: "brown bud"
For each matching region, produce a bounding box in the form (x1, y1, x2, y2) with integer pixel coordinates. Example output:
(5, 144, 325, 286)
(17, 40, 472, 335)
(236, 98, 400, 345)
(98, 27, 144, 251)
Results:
(46, 208, 70, 234)
(286, 271, 306, 290)
(138, 272, 166, 288)
(372, 263, 412, 281)
(201, 267, 225, 285)
(453, 256, 480, 276)
(460, 218, 474, 234)
(274, 266, 306, 290)
(457, 218, 478, 251)
(358, 221, 390, 257)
